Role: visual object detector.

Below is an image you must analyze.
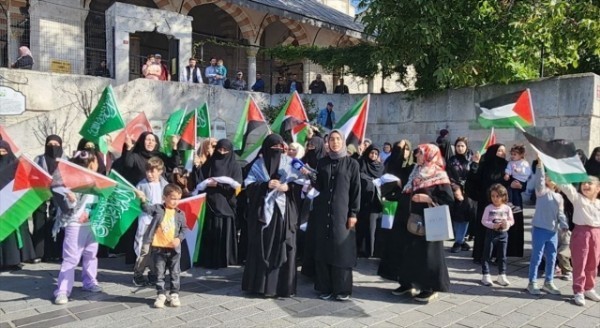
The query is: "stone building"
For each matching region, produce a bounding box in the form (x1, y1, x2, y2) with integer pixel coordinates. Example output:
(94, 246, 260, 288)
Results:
(0, 0, 406, 93)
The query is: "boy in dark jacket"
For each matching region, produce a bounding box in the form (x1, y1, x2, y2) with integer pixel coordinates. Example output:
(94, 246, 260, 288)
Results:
(136, 184, 188, 308)
(450, 184, 477, 253)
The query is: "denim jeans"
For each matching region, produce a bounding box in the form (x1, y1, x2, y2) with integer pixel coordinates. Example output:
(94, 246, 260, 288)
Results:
(452, 221, 469, 245)
(482, 229, 508, 275)
(528, 226, 558, 282)
(153, 247, 181, 295)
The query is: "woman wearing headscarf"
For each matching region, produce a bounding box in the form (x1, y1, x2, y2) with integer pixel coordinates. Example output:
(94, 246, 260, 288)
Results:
(76, 138, 107, 176)
(188, 138, 217, 192)
(393, 144, 453, 303)
(11, 46, 34, 69)
(465, 143, 509, 262)
(32, 135, 67, 261)
(242, 134, 300, 297)
(311, 130, 361, 301)
(0, 141, 37, 270)
(585, 147, 600, 179)
(378, 140, 414, 281)
(300, 136, 327, 278)
(356, 144, 384, 258)
(197, 139, 243, 268)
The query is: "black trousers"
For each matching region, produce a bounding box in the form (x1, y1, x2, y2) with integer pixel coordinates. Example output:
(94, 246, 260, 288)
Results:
(152, 247, 181, 295)
(314, 260, 353, 296)
(482, 230, 508, 275)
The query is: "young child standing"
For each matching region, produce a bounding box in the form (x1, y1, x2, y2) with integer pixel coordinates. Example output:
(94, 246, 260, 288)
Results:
(132, 157, 168, 287)
(53, 151, 102, 305)
(527, 162, 568, 295)
(216, 59, 227, 86)
(504, 144, 531, 209)
(481, 183, 514, 287)
(137, 184, 187, 308)
(558, 176, 600, 306)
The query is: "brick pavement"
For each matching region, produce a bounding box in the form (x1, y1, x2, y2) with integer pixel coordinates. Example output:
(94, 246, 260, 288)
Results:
(1, 209, 599, 328)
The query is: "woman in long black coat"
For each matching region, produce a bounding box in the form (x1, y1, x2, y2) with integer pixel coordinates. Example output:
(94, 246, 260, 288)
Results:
(466, 143, 521, 262)
(394, 144, 454, 303)
(378, 140, 414, 281)
(0, 140, 36, 269)
(32, 134, 66, 261)
(311, 130, 361, 301)
(356, 144, 384, 258)
(242, 134, 299, 297)
(197, 139, 243, 269)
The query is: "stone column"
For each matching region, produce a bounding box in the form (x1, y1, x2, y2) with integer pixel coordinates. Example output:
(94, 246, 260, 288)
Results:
(367, 77, 375, 93)
(246, 46, 258, 91)
(303, 59, 311, 93)
(29, 0, 87, 74)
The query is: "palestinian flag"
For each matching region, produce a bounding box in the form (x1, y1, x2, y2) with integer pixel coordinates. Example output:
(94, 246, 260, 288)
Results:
(178, 193, 207, 266)
(179, 109, 197, 171)
(233, 96, 268, 155)
(271, 91, 309, 143)
(239, 133, 266, 162)
(480, 128, 497, 154)
(477, 89, 535, 129)
(0, 126, 20, 154)
(523, 132, 588, 184)
(53, 159, 117, 197)
(0, 156, 52, 242)
(110, 112, 152, 154)
(334, 95, 370, 147)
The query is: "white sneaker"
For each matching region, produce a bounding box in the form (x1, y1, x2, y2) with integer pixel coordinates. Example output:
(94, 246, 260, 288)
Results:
(497, 274, 510, 286)
(584, 289, 600, 302)
(54, 294, 68, 305)
(527, 282, 541, 295)
(481, 274, 493, 286)
(169, 293, 181, 307)
(542, 281, 561, 295)
(574, 293, 586, 306)
(154, 294, 167, 308)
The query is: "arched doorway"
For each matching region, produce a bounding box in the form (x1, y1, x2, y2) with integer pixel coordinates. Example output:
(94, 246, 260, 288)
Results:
(259, 20, 300, 93)
(188, 3, 243, 83)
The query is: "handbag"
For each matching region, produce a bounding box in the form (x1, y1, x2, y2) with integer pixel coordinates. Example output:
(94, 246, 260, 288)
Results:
(406, 197, 437, 237)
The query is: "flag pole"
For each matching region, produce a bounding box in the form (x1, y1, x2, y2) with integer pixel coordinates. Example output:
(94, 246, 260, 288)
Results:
(513, 121, 526, 133)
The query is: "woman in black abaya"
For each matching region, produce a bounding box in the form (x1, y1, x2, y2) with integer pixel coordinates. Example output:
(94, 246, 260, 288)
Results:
(198, 139, 242, 269)
(394, 144, 453, 303)
(242, 134, 299, 297)
(0, 140, 36, 269)
(585, 147, 600, 179)
(356, 144, 384, 258)
(32, 135, 66, 261)
(378, 140, 414, 281)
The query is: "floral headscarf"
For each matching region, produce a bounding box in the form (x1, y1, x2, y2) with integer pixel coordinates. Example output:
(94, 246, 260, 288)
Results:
(403, 143, 450, 192)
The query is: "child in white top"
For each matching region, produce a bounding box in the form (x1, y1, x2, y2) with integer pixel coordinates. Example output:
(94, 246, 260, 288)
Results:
(558, 176, 600, 306)
(504, 144, 531, 208)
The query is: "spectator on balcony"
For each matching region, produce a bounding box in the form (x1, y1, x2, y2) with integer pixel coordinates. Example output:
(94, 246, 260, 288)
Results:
(309, 74, 327, 94)
(275, 76, 286, 94)
(180, 58, 202, 84)
(205, 57, 219, 85)
(286, 74, 303, 94)
(155, 54, 171, 81)
(142, 54, 161, 80)
(215, 59, 227, 87)
(251, 72, 265, 92)
(334, 78, 349, 94)
(93, 60, 111, 78)
(230, 71, 247, 91)
(11, 46, 34, 70)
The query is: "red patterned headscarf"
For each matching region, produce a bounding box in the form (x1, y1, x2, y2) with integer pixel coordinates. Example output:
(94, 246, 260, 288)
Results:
(403, 144, 450, 192)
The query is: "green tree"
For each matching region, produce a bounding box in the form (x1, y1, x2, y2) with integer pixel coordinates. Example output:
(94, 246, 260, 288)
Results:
(358, 0, 600, 92)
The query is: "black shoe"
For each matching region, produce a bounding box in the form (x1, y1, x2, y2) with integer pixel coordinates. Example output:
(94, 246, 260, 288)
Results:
(392, 285, 416, 296)
(461, 243, 471, 251)
(450, 243, 461, 253)
(132, 276, 148, 287)
(414, 290, 438, 303)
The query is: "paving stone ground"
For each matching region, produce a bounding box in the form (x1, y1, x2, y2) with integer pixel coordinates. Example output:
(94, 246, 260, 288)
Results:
(1, 209, 599, 327)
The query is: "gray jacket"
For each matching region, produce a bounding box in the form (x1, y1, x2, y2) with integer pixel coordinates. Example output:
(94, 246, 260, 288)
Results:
(136, 177, 169, 199)
(142, 203, 187, 253)
(532, 169, 568, 232)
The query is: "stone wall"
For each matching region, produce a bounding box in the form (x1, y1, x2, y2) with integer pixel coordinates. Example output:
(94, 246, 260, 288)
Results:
(1, 68, 598, 159)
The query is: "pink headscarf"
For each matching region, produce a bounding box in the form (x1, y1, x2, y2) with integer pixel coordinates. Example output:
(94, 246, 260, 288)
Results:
(403, 144, 450, 192)
(18, 46, 32, 58)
